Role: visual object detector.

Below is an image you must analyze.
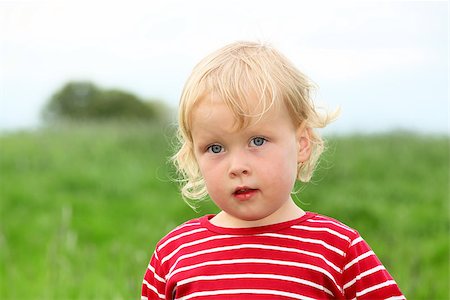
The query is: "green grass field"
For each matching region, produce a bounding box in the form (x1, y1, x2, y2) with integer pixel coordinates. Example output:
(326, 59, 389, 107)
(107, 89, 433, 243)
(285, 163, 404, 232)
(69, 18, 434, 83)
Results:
(0, 123, 448, 299)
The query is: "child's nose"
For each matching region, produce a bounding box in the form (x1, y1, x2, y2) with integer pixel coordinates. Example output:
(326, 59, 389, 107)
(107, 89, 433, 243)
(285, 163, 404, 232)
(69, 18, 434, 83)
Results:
(228, 152, 251, 178)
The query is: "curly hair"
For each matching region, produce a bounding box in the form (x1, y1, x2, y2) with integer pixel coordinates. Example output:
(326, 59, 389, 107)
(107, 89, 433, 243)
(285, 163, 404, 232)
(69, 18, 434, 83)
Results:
(172, 41, 337, 205)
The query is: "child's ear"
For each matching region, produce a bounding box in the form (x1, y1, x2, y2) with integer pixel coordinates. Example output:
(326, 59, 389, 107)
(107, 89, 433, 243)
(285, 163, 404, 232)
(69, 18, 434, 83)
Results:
(296, 126, 312, 163)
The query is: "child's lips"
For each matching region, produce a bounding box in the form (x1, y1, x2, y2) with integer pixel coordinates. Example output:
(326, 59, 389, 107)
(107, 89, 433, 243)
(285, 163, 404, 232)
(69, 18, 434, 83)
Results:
(233, 187, 258, 200)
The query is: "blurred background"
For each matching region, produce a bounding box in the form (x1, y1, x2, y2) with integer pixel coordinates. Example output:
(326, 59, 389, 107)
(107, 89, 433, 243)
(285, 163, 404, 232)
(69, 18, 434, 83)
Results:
(0, 0, 448, 299)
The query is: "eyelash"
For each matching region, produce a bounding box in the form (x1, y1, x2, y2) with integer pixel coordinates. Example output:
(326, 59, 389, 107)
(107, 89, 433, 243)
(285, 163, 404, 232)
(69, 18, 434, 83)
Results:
(206, 144, 223, 154)
(206, 137, 267, 154)
(250, 136, 267, 147)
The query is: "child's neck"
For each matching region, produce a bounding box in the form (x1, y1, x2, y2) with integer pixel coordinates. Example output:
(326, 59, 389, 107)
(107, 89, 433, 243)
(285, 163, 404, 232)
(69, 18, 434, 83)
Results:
(211, 199, 305, 228)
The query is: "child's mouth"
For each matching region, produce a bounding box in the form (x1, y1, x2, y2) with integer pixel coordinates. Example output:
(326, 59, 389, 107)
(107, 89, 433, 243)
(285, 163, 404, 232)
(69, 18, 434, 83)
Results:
(233, 187, 258, 200)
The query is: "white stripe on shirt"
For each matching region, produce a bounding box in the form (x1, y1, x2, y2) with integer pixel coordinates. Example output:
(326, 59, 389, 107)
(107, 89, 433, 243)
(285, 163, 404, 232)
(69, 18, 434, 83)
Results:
(259, 233, 345, 256)
(167, 243, 341, 276)
(343, 265, 385, 290)
(143, 279, 165, 299)
(177, 288, 318, 300)
(157, 228, 207, 251)
(356, 280, 398, 298)
(385, 296, 406, 300)
(305, 218, 356, 234)
(161, 234, 236, 264)
(291, 225, 351, 242)
(166, 258, 340, 291)
(147, 263, 166, 283)
(177, 273, 335, 296)
(344, 250, 375, 270)
(350, 236, 364, 247)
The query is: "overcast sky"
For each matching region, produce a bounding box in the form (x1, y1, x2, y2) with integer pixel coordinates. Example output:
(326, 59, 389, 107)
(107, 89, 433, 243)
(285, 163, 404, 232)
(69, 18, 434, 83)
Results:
(0, 0, 448, 134)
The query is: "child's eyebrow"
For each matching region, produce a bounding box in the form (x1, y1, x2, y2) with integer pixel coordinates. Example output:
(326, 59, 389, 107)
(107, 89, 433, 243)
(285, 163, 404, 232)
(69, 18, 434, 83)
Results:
(192, 130, 223, 143)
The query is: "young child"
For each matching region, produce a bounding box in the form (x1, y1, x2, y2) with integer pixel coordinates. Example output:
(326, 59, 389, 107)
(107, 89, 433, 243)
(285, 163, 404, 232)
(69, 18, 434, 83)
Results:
(141, 41, 404, 299)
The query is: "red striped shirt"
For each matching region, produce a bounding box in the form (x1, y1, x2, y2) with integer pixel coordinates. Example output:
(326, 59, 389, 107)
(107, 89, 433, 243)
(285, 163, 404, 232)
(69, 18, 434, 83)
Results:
(142, 212, 404, 299)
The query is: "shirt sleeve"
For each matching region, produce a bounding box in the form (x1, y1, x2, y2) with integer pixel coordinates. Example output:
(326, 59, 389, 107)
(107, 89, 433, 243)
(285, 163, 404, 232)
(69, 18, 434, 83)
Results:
(141, 250, 166, 300)
(342, 234, 405, 299)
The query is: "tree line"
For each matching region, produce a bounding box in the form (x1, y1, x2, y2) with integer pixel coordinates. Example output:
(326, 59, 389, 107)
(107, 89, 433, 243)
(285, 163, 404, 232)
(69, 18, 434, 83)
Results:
(42, 81, 171, 123)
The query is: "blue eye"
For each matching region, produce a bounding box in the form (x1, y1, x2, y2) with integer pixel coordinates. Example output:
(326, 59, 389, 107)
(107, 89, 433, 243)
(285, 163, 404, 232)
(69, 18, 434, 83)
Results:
(208, 144, 223, 154)
(251, 137, 266, 147)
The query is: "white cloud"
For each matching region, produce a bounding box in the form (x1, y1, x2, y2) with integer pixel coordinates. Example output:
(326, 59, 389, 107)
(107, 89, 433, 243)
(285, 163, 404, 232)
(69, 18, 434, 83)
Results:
(296, 47, 430, 82)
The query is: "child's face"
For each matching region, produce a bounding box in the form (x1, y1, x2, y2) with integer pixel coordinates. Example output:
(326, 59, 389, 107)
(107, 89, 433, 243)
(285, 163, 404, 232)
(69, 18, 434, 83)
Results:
(191, 93, 310, 227)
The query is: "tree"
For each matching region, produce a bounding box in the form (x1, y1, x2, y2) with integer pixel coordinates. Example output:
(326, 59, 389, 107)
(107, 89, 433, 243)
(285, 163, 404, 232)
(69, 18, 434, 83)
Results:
(42, 81, 169, 122)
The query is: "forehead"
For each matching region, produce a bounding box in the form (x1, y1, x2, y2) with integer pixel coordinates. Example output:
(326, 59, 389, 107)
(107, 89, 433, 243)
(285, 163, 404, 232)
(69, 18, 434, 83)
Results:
(191, 92, 292, 132)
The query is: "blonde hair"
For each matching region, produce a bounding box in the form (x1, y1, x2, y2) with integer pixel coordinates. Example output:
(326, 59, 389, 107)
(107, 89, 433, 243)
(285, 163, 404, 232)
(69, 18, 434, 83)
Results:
(172, 41, 337, 203)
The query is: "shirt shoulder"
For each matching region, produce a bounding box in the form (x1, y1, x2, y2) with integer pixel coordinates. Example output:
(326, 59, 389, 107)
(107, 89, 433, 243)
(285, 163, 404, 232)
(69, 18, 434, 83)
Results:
(153, 216, 209, 255)
(298, 213, 361, 241)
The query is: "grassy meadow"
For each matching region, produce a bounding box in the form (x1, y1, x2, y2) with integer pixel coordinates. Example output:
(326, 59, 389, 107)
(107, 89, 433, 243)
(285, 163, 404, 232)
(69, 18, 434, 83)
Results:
(0, 122, 448, 299)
